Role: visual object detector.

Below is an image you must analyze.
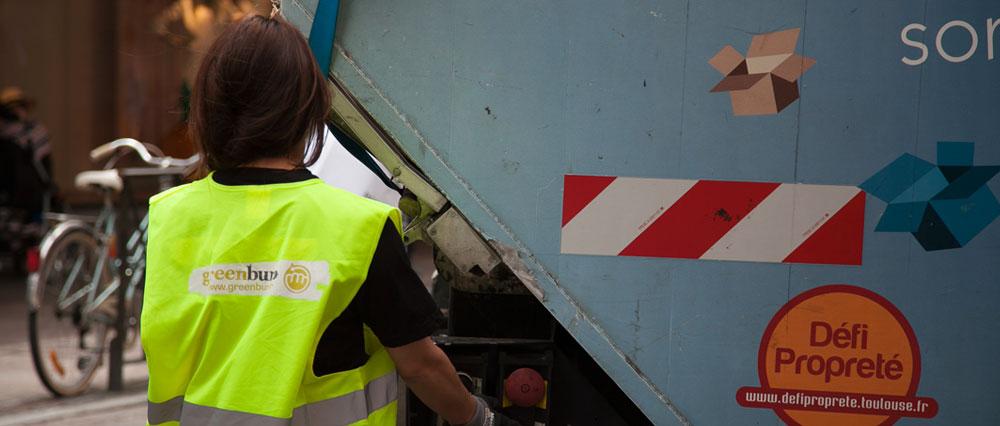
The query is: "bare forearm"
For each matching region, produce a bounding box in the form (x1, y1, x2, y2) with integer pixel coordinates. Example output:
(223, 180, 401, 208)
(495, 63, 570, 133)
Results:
(388, 339, 476, 424)
(403, 355, 476, 423)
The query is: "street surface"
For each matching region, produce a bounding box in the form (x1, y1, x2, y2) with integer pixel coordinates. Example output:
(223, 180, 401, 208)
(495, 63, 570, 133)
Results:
(0, 273, 147, 425)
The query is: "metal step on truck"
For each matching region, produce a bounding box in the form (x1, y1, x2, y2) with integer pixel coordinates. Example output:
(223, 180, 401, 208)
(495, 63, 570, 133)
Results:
(286, 1, 1000, 424)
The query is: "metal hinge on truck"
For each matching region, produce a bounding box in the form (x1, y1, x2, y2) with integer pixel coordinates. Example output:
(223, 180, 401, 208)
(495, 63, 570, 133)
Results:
(325, 78, 501, 277)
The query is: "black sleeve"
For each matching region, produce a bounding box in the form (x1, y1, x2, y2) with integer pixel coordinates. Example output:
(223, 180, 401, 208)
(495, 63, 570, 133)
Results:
(355, 218, 444, 347)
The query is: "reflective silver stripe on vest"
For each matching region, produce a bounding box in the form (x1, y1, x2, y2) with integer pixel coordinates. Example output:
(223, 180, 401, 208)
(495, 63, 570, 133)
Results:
(148, 396, 184, 425)
(147, 371, 397, 425)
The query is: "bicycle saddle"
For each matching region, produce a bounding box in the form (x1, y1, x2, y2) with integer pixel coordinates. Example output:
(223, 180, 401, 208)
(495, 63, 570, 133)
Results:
(74, 169, 123, 193)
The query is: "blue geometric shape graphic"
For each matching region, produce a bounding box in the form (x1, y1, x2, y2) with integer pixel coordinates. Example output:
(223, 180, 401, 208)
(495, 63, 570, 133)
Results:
(862, 141, 1000, 251)
(859, 153, 935, 203)
(875, 202, 928, 233)
(929, 187, 1000, 247)
(933, 166, 1000, 200)
(937, 141, 975, 166)
(913, 205, 962, 251)
(891, 168, 948, 203)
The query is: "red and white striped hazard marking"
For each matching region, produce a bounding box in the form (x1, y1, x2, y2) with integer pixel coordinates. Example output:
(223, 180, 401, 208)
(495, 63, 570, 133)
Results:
(561, 175, 865, 265)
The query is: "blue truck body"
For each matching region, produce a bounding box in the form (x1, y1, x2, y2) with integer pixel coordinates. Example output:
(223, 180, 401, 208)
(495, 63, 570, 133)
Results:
(287, 1, 1000, 424)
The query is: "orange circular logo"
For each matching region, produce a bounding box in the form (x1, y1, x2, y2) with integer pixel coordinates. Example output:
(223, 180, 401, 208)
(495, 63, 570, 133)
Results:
(283, 265, 311, 293)
(737, 285, 937, 425)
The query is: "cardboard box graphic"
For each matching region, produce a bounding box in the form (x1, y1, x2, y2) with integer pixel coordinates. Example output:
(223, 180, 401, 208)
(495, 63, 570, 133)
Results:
(710, 28, 815, 116)
(860, 142, 1000, 251)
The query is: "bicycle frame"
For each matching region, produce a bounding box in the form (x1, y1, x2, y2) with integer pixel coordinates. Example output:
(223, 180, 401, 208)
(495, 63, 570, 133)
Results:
(37, 177, 151, 325)
(53, 204, 114, 313)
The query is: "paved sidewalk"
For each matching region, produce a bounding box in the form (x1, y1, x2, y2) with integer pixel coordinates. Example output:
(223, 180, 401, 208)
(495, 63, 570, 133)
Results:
(0, 388, 147, 426)
(0, 275, 148, 425)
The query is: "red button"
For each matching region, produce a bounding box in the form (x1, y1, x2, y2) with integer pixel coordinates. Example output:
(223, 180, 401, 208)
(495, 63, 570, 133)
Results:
(504, 367, 545, 407)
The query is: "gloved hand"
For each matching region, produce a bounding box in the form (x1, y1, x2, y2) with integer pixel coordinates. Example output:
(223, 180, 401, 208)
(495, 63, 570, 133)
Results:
(459, 395, 523, 426)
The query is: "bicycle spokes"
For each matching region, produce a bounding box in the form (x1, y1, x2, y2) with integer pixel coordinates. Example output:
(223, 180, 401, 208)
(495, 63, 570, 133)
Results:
(29, 226, 111, 396)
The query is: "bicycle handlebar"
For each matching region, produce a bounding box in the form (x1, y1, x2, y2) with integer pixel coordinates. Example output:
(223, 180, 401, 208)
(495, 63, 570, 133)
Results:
(90, 138, 200, 169)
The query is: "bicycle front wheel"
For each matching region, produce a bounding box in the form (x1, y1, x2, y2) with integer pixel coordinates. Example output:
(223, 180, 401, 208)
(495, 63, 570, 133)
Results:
(28, 223, 113, 397)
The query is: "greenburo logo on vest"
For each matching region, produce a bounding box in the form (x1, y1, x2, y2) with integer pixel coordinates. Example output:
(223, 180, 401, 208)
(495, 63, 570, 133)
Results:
(190, 261, 328, 301)
(736, 285, 938, 425)
(283, 264, 312, 293)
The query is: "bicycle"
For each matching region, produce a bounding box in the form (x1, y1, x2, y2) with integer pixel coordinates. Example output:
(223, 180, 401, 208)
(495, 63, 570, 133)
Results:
(26, 138, 197, 396)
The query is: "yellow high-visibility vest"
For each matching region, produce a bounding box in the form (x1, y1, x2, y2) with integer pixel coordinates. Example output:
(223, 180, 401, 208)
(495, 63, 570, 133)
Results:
(142, 174, 401, 425)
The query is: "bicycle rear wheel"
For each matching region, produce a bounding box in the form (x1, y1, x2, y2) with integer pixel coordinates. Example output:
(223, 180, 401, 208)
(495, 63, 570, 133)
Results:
(28, 224, 113, 397)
